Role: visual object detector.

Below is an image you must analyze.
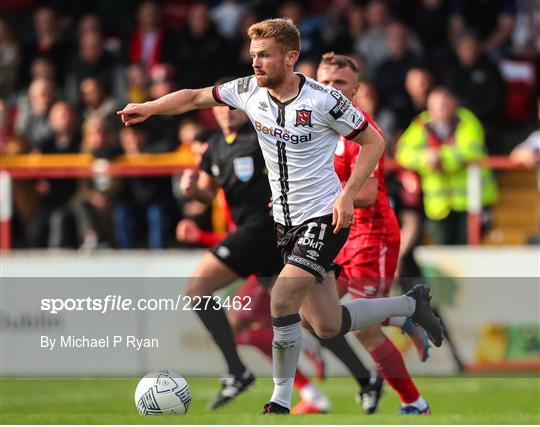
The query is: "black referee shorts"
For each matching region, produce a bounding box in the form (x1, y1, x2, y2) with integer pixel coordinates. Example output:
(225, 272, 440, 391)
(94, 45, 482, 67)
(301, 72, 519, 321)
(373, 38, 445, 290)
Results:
(275, 214, 349, 282)
(210, 222, 283, 279)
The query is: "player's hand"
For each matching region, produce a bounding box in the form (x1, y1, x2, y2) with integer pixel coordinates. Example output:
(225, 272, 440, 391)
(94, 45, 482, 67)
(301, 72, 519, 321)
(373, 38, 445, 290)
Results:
(332, 192, 354, 234)
(176, 219, 202, 243)
(179, 169, 199, 198)
(117, 102, 153, 126)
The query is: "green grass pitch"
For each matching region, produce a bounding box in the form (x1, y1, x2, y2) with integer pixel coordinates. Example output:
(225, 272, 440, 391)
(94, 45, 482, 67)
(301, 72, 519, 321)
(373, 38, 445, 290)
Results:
(1, 376, 539, 424)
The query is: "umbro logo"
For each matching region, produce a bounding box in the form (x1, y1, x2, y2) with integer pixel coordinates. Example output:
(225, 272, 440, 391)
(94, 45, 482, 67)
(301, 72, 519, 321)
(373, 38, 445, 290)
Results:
(258, 101, 268, 111)
(306, 249, 319, 260)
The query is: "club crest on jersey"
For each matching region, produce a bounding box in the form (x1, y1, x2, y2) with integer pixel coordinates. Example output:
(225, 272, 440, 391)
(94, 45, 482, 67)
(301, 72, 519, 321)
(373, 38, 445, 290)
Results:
(233, 156, 254, 182)
(294, 109, 313, 127)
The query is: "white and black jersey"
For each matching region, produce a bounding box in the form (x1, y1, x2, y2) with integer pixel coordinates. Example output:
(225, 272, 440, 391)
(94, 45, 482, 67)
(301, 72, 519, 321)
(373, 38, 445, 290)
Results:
(212, 74, 367, 227)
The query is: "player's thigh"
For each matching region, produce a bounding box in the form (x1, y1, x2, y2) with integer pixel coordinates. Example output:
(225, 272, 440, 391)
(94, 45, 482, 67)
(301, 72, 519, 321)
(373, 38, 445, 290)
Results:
(342, 241, 399, 299)
(300, 271, 342, 339)
(185, 251, 238, 298)
(270, 263, 317, 318)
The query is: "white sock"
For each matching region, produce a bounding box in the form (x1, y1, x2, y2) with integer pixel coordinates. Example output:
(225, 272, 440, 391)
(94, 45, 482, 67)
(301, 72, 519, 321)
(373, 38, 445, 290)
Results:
(403, 395, 428, 410)
(343, 295, 415, 332)
(388, 316, 407, 328)
(270, 317, 303, 409)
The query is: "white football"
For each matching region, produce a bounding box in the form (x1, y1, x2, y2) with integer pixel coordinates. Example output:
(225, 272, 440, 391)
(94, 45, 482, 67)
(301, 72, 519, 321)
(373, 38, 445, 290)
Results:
(134, 370, 191, 415)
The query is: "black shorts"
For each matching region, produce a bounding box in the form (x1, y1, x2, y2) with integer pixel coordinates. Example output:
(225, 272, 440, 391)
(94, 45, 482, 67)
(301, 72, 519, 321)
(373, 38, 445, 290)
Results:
(210, 222, 283, 278)
(275, 214, 349, 282)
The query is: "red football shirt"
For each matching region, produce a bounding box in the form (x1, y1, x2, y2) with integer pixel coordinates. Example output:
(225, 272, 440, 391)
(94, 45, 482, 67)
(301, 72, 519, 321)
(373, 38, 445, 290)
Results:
(334, 111, 401, 253)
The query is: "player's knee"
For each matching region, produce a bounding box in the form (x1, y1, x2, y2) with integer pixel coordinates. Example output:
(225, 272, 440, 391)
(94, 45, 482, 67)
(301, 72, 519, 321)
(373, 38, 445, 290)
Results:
(270, 298, 296, 318)
(184, 280, 207, 299)
(313, 322, 340, 339)
(300, 315, 314, 333)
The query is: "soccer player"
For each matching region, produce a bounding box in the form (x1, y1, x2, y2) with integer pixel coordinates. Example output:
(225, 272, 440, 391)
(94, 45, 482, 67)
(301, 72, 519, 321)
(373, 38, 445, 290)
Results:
(176, 106, 331, 411)
(177, 87, 282, 409)
(176, 83, 370, 412)
(317, 52, 431, 414)
(118, 18, 443, 414)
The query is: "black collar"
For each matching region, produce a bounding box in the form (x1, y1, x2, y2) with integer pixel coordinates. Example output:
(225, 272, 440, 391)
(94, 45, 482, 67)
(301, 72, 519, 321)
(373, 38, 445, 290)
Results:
(267, 73, 306, 108)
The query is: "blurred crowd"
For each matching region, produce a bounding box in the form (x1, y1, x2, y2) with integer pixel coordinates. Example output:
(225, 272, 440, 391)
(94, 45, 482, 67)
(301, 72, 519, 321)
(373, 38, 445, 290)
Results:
(0, 0, 539, 250)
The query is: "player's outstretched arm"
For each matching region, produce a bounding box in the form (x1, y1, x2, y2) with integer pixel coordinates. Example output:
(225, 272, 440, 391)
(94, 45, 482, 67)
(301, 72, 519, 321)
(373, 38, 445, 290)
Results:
(333, 124, 384, 233)
(117, 87, 217, 126)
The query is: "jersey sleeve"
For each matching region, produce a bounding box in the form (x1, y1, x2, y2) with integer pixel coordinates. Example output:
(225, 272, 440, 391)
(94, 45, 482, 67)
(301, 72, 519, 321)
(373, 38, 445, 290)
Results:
(347, 111, 383, 178)
(212, 76, 254, 111)
(323, 89, 368, 139)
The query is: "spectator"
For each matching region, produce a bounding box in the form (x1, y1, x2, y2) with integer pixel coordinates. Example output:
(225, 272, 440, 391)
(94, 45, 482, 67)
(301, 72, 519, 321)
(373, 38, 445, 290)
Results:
(15, 77, 56, 151)
(112, 124, 177, 249)
(279, 1, 324, 60)
(29, 57, 56, 84)
(511, 0, 540, 59)
(402, 67, 434, 125)
(128, 0, 174, 72)
(173, 2, 229, 89)
(230, 9, 259, 77)
(78, 14, 102, 40)
(72, 116, 119, 250)
(510, 100, 540, 168)
(79, 77, 119, 137)
(211, 0, 247, 41)
(145, 63, 182, 152)
(126, 63, 150, 103)
(0, 98, 38, 246)
(374, 22, 426, 128)
(450, 0, 516, 58)
(295, 58, 317, 79)
(443, 31, 505, 148)
(320, 0, 359, 54)
(355, 0, 391, 77)
(20, 7, 69, 89)
(354, 80, 397, 145)
(65, 31, 125, 105)
(26, 101, 80, 248)
(0, 18, 21, 99)
(0, 98, 24, 154)
(177, 118, 202, 148)
(413, 0, 452, 64)
(396, 88, 498, 245)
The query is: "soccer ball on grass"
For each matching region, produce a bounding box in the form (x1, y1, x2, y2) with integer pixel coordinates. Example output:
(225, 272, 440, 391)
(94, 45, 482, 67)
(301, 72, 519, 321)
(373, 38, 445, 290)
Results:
(134, 370, 191, 415)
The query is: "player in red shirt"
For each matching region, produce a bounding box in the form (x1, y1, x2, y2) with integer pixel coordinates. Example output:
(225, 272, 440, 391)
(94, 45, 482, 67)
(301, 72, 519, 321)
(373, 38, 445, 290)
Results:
(317, 52, 431, 415)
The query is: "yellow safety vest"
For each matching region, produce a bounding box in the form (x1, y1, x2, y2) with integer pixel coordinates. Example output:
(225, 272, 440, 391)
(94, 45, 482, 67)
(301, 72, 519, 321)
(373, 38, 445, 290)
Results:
(396, 108, 498, 220)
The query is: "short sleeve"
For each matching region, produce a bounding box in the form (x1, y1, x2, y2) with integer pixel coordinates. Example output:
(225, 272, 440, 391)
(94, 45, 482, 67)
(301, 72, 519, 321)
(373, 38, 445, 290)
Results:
(324, 89, 368, 139)
(212, 76, 254, 111)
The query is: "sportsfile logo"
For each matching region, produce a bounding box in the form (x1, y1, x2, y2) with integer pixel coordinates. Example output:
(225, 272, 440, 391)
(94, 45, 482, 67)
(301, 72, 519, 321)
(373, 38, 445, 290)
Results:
(254, 121, 312, 144)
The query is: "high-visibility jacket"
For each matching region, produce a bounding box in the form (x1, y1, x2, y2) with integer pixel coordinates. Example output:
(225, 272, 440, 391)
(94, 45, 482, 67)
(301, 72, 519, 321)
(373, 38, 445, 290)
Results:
(396, 108, 498, 220)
